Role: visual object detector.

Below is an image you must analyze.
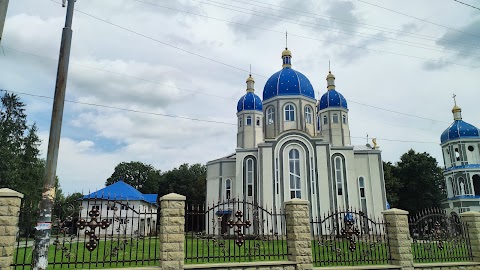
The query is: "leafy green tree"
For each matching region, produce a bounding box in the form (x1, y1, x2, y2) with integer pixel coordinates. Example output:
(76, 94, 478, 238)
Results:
(383, 161, 401, 207)
(386, 149, 446, 214)
(106, 161, 161, 194)
(158, 163, 206, 204)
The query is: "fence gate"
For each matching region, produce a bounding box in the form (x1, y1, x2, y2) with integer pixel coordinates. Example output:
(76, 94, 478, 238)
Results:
(12, 195, 160, 269)
(185, 198, 288, 264)
(311, 209, 391, 266)
(409, 208, 473, 263)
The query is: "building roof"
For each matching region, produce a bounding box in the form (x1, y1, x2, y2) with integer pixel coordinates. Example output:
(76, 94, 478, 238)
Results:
(262, 67, 315, 101)
(440, 120, 480, 143)
(318, 89, 348, 111)
(83, 181, 158, 204)
(237, 92, 262, 112)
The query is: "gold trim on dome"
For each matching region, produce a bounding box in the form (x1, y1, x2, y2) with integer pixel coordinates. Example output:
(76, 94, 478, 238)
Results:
(452, 104, 461, 113)
(282, 48, 292, 57)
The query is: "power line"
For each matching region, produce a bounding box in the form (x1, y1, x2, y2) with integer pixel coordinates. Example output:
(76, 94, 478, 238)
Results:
(453, 0, 480, 11)
(1, 88, 440, 144)
(356, 0, 480, 39)
(2, 45, 451, 125)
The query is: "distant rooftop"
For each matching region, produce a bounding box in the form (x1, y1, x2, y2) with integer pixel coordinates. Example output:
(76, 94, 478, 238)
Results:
(83, 181, 157, 205)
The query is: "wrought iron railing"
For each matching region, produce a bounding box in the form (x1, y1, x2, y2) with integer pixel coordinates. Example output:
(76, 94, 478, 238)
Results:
(409, 208, 473, 263)
(311, 209, 391, 266)
(12, 194, 160, 269)
(184, 199, 288, 264)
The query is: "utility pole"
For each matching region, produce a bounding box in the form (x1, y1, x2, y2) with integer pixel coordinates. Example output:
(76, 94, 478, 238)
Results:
(0, 0, 9, 44)
(32, 0, 76, 269)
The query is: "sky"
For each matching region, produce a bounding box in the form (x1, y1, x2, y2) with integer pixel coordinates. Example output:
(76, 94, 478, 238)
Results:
(1, 0, 479, 194)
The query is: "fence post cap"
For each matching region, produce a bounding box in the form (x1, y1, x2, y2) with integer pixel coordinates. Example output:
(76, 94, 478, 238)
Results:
(160, 193, 186, 201)
(382, 208, 408, 215)
(460, 211, 480, 217)
(284, 198, 309, 206)
(0, 188, 24, 198)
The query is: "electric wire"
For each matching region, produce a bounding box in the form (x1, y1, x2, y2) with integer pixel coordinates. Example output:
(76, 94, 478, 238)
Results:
(453, 0, 480, 11)
(356, 0, 480, 39)
(1, 45, 451, 125)
(0, 88, 444, 144)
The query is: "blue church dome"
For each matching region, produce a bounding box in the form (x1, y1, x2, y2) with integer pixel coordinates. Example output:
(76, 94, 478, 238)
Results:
(262, 48, 315, 101)
(440, 120, 480, 143)
(237, 92, 262, 113)
(318, 89, 348, 110)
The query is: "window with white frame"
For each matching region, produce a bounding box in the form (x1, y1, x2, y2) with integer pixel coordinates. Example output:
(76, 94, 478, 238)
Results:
(343, 115, 347, 124)
(333, 113, 339, 123)
(284, 104, 295, 121)
(358, 177, 367, 214)
(246, 116, 252, 126)
(267, 107, 275, 125)
(323, 115, 328, 125)
(305, 106, 312, 124)
(225, 178, 232, 200)
(289, 149, 301, 199)
(256, 117, 260, 126)
(335, 157, 344, 196)
(246, 158, 254, 197)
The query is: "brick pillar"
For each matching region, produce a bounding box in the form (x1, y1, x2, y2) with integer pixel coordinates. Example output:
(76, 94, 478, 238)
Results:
(284, 198, 313, 270)
(159, 193, 186, 270)
(382, 208, 413, 270)
(0, 188, 24, 270)
(460, 211, 480, 262)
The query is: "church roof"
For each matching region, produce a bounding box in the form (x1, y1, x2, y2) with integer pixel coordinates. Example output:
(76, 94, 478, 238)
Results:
(237, 92, 262, 112)
(318, 89, 348, 110)
(440, 120, 480, 143)
(83, 181, 157, 204)
(263, 67, 315, 101)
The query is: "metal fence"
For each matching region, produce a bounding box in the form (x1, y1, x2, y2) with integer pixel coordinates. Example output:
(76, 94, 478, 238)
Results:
(311, 209, 391, 266)
(184, 199, 288, 264)
(409, 208, 473, 263)
(11, 195, 160, 269)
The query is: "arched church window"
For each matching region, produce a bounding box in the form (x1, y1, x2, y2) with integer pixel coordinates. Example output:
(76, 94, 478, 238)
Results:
(305, 106, 312, 124)
(284, 104, 295, 121)
(455, 148, 461, 161)
(256, 117, 260, 126)
(335, 157, 344, 196)
(333, 113, 339, 123)
(267, 107, 275, 125)
(289, 149, 301, 199)
(246, 158, 254, 197)
(225, 179, 232, 200)
(246, 116, 252, 126)
(458, 177, 466, 195)
(343, 115, 347, 124)
(358, 177, 367, 214)
(239, 117, 242, 127)
(323, 115, 328, 125)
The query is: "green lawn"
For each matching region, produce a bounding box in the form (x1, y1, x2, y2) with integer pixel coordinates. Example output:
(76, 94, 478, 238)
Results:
(412, 240, 473, 263)
(311, 239, 391, 267)
(13, 237, 159, 269)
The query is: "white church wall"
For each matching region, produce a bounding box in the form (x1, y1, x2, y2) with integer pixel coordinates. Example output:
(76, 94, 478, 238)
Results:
(315, 144, 331, 218)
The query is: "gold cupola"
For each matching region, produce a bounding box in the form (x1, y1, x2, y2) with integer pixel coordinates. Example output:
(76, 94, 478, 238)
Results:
(282, 48, 292, 68)
(246, 74, 255, 92)
(326, 71, 335, 90)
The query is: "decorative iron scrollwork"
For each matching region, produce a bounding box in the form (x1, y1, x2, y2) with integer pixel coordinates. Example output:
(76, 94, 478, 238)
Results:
(341, 215, 360, 252)
(228, 210, 251, 246)
(76, 208, 110, 251)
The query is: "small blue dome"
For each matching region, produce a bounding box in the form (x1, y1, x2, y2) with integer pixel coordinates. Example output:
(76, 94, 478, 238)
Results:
(262, 67, 315, 101)
(318, 89, 348, 110)
(441, 120, 480, 143)
(237, 92, 262, 113)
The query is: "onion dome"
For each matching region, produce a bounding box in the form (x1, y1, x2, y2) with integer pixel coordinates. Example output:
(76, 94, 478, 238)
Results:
(237, 75, 262, 112)
(440, 102, 480, 143)
(262, 48, 315, 101)
(318, 71, 348, 111)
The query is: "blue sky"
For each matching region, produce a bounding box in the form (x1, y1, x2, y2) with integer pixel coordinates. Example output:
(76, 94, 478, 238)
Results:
(1, 0, 480, 193)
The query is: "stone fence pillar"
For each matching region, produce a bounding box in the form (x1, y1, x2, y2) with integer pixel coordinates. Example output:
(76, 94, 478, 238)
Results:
(284, 198, 313, 270)
(159, 193, 186, 270)
(0, 188, 24, 270)
(460, 211, 480, 262)
(382, 208, 413, 270)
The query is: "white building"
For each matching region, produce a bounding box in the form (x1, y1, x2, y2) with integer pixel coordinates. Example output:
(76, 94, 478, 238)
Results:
(80, 181, 158, 237)
(206, 48, 388, 226)
(440, 101, 480, 213)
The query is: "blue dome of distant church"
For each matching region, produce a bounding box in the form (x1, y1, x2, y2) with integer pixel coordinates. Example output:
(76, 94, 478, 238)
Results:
(440, 103, 480, 143)
(237, 75, 262, 113)
(262, 48, 315, 101)
(318, 71, 348, 111)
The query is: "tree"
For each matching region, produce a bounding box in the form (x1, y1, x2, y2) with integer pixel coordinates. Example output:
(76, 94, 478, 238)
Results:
(383, 161, 401, 207)
(106, 161, 161, 194)
(158, 163, 206, 204)
(385, 149, 446, 214)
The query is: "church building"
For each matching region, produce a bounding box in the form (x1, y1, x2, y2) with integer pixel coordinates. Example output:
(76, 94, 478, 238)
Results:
(206, 47, 388, 219)
(440, 100, 480, 213)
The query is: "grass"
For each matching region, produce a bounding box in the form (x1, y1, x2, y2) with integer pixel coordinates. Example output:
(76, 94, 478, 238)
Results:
(412, 240, 473, 263)
(12, 236, 160, 269)
(311, 238, 391, 267)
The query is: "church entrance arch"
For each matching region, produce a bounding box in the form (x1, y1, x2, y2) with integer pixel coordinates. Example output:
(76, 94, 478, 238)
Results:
(473, 174, 480, 196)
